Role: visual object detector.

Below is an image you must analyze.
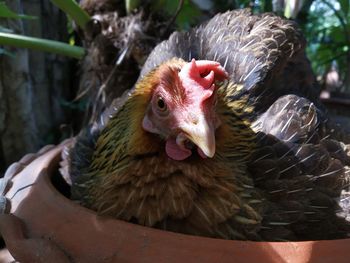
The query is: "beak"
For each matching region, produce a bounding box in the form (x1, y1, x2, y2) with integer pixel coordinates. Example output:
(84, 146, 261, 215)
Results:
(178, 115, 216, 158)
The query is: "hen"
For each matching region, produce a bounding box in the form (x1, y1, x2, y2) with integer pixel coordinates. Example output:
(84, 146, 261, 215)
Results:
(66, 9, 350, 241)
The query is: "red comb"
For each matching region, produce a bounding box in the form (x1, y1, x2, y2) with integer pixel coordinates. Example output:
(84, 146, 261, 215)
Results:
(178, 59, 228, 103)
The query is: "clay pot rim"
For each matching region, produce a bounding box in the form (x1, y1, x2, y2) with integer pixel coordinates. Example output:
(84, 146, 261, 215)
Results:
(3, 141, 350, 263)
(42, 142, 348, 244)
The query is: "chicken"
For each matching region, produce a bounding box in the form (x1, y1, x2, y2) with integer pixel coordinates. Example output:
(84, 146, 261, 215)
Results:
(67, 9, 350, 241)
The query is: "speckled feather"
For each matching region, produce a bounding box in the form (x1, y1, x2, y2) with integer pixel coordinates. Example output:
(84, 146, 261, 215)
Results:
(141, 9, 319, 115)
(66, 10, 350, 241)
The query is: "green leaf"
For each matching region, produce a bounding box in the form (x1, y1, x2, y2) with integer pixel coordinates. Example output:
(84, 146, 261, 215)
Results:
(0, 2, 37, 19)
(0, 25, 13, 33)
(339, 0, 349, 17)
(329, 25, 346, 43)
(261, 0, 273, 12)
(50, 0, 91, 29)
(151, 0, 203, 30)
(0, 32, 85, 59)
(176, 1, 202, 29)
(152, 0, 179, 15)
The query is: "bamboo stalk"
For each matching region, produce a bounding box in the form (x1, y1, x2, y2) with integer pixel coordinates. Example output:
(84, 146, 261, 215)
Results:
(50, 0, 90, 29)
(0, 32, 85, 59)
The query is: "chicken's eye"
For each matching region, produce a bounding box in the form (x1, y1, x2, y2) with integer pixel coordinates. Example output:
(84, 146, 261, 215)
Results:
(157, 97, 167, 112)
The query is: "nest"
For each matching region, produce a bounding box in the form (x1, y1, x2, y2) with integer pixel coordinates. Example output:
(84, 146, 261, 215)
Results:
(78, 0, 176, 122)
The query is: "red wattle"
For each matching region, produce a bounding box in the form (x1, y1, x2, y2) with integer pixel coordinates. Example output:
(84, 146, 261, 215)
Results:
(166, 138, 192, 161)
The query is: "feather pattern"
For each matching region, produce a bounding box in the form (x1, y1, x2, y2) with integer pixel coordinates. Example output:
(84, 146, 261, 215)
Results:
(141, 9, 319, 115)
(66, 9, 350, 241)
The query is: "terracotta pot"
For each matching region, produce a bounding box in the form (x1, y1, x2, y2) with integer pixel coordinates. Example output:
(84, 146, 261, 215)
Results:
(1, 141, 350, 263)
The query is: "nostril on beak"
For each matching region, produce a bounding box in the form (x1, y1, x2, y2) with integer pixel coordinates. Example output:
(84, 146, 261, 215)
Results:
(189, 113, 198, 125)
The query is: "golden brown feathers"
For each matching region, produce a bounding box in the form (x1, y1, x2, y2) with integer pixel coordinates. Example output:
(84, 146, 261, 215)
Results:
(67, 9, 350, 241)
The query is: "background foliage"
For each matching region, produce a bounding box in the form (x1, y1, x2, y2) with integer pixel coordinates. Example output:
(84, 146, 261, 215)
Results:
(1, 0, 349, 90)
(162, 0, 350, 92)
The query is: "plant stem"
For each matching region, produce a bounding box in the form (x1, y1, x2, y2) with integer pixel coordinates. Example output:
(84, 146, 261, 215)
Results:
(50, 0, 90, 29)
(125, 0, 140, 14)
(0, 32, 85, 59)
